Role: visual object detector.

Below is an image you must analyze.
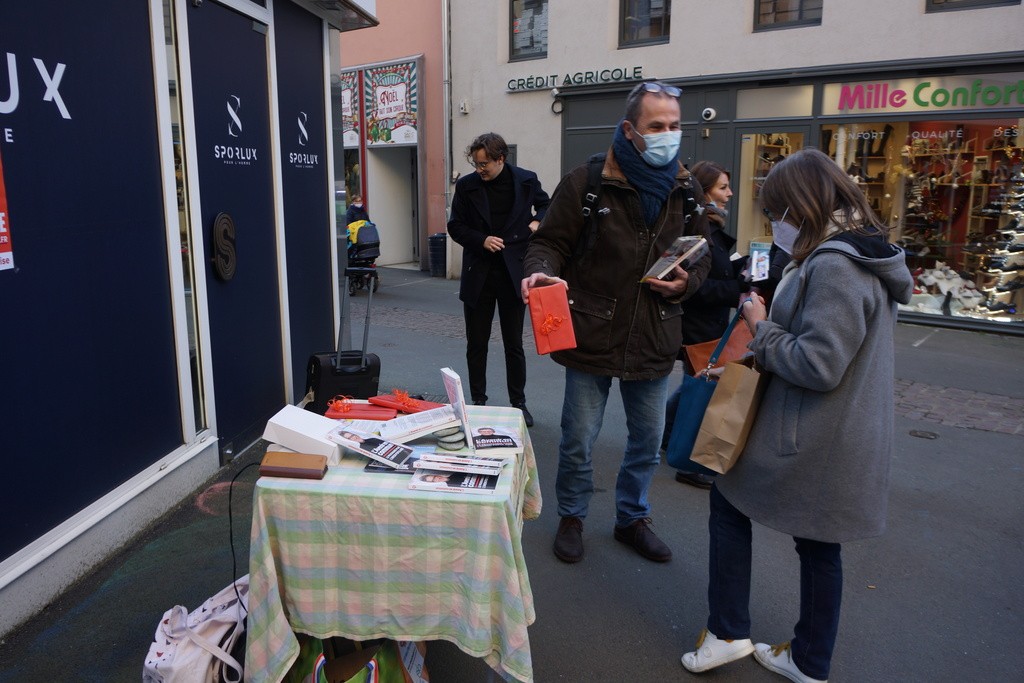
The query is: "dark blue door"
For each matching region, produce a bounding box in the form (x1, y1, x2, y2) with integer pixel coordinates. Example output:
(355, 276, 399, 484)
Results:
(187, 1, 283, 457)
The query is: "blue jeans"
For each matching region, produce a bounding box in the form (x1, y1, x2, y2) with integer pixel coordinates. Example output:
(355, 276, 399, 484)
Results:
(707, 485, 842, 681)
(555, 367, 668, 526)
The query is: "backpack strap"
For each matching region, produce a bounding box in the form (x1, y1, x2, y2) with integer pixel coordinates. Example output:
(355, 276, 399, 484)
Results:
(573, 153, 607, 259)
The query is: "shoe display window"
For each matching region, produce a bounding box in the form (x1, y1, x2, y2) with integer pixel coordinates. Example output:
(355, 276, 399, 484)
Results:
(821, 119, 1024, 323)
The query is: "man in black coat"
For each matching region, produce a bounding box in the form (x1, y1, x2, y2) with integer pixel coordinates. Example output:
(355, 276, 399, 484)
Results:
(447, 133, 550, 427)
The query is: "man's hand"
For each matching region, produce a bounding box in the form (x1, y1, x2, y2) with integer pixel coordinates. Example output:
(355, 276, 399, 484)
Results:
(528, 220, 541, 233)
(483, 236, 505, 252)
(646, 265, 689, 297)
(521, 273, 568, 304)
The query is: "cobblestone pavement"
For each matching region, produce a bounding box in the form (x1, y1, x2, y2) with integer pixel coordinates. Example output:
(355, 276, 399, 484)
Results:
(895, 378, 1024, 436)
(359, 301, 1024, 437)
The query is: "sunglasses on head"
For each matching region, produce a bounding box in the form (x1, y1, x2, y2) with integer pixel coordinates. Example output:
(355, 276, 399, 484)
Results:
(640, 82, 681, 97)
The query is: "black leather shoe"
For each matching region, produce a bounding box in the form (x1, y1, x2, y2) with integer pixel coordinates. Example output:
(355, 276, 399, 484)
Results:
(472, 399, 486, 406)
(614, 518, 672, 562)
(513, 402, 534, 427)
(553, 516, 584, 563)
(675, 471, 714, 489)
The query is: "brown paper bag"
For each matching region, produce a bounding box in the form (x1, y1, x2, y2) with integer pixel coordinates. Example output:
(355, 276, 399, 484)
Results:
(689, 357, 768, 474)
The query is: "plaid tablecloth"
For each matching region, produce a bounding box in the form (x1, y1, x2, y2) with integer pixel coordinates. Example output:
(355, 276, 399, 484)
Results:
(245, 406, 541, 683)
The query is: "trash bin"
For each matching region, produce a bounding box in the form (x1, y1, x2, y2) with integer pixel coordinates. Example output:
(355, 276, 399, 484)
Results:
(428, 232, 447, 277)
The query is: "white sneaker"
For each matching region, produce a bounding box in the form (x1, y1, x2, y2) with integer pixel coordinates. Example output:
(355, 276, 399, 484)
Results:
(753, 642, 827, 683)
(680, 628, 755, 672)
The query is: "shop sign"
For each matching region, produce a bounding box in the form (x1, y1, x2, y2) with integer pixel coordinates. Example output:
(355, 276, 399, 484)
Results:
(823, 72, 1024, 115)
(287, 110, 319, 170)
(0, 145, 12, 271)
(363, 61, 418, 146)
(506, 66, 644, 92)
(212, 94, 260, 166)
(340, 70, 360, 148)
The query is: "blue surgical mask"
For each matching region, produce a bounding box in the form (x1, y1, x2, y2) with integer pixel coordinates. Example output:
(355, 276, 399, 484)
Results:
(634, 130, 681, 167)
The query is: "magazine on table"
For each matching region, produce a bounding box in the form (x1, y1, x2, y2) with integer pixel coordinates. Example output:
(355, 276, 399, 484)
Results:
(326, 425, 415, 469)
(411, 458, 499, 475)
(468, 425, 523, 456)
(419, 452, 510, 468)
(641, 236, 709, 282)
(376, 404, 459, 443)
(440, 367, 475, 453)
(407, 468, 500, 495)
(363, 445, 433, 474)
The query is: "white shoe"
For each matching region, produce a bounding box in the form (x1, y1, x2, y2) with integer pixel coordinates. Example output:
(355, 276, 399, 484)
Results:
(753, 642, 827, 682)
(680, 628, 755, 673)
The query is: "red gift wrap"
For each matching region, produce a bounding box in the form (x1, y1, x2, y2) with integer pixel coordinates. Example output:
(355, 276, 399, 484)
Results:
(528, 284, 577, 355)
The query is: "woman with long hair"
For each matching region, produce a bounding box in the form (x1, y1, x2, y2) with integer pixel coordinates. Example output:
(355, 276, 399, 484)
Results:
(681, 148, 913, 682)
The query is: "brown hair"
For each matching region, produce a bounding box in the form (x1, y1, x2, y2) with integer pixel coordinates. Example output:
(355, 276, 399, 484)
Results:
(466, 132, 509, 163)
(690, 161, 729, 203)
(759, 148, 888, 263)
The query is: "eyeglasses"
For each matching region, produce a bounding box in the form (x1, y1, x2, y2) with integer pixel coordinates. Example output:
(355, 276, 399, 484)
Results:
(469, 158, 494, 170)
(640, 82, 681, 97)
(762, 206, 790, 224)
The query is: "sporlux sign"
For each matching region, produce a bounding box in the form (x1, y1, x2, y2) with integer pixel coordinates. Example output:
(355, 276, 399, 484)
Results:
(822, 72, 1024, 115)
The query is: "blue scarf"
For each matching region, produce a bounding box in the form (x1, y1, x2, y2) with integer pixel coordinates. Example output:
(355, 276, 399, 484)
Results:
(612, 121, 678, 227)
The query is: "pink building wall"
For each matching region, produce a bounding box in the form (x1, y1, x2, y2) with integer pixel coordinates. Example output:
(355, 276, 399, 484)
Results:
(339, 3, 447, 236)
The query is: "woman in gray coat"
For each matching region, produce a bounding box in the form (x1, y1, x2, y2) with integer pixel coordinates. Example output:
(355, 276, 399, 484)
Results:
(681, 149, 914, 682)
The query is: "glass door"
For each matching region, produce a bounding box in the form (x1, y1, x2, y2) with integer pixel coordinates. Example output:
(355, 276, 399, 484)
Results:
(735, 127, 810, 254)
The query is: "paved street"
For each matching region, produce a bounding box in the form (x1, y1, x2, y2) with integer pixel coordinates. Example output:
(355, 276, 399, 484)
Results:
(1, 266, 1021, 682)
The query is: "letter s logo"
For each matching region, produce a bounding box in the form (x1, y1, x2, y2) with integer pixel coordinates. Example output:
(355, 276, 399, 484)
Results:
(297, 111, 309, 146)
(212, 212, 236, 281)
(226, 95, 242, 137)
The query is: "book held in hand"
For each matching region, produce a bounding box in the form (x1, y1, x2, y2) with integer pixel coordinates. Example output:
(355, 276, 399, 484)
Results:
(641, 236, 709, 282)
(326, 425, 415, 469)
(407, 468, 500, 495)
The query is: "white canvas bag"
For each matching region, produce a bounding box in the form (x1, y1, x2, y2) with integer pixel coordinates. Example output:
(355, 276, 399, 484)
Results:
(143, 575, 249, 683)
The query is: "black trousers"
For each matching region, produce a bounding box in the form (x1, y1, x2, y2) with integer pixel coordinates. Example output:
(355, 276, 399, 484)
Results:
(464, 263, 526, 405)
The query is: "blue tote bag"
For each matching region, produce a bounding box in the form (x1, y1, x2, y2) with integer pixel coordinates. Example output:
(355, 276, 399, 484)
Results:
(665, 309, 745, 473)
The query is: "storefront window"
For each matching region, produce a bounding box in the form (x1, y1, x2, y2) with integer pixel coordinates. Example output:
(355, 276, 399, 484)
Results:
(736, 131, 807, 250)
(822, 119, 1023, 322)
(510, 0, 548, 61)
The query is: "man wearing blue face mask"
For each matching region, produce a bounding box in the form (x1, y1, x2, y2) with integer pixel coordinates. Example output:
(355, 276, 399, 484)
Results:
(521, 81, 711, 564)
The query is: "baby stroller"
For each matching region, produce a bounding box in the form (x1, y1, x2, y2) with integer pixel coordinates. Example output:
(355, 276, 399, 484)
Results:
(346, 220, 381, 296)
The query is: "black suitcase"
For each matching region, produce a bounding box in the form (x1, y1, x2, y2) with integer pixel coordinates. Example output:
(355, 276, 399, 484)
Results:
(305, 267, 381, 414)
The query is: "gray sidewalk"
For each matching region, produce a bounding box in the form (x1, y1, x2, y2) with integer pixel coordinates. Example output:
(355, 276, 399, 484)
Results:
(1, 266, 1022, 682)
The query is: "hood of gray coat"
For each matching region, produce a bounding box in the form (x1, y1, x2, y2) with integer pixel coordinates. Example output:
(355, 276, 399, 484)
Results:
(810, 232, 915, 305)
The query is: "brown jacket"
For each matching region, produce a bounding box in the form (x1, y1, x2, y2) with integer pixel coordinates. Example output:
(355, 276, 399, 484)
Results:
(523, 149, 710, 380)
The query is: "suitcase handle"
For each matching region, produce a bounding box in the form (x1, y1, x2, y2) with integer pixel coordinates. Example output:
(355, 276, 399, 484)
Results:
(339, 268, 378, 369)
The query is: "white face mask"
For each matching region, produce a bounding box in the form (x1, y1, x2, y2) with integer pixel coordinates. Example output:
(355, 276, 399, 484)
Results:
(634, 129, 682, 167)
(772, 220, 799, 255)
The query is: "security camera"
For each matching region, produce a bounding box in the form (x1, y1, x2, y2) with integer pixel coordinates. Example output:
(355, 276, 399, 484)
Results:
(701, 107, 717, 122)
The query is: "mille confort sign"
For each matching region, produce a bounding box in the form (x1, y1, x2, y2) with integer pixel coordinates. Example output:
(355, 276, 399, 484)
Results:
(823, 72, 1024, 115)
